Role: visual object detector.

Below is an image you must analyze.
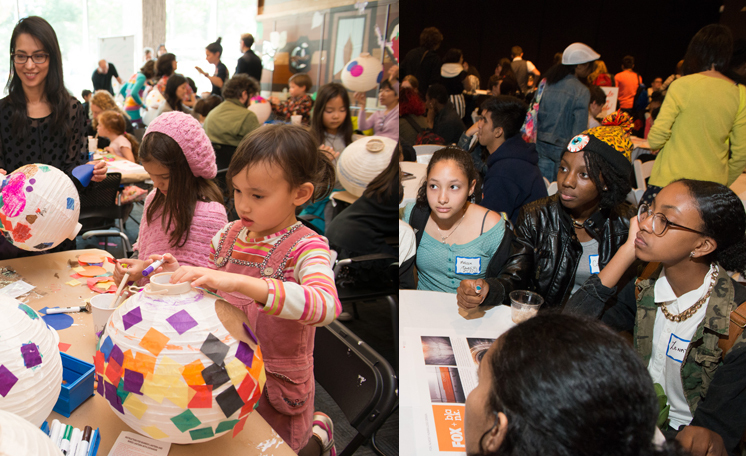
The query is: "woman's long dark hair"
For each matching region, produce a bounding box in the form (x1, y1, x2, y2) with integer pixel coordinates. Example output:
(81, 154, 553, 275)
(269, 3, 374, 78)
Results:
(140, 131, 223, 248)
(164, 74, 187, 112)
(5, 16, 72, 148)
(543, 63, 576, 85)
(310, 82, 353, 148)
(156, 53, 176, 78)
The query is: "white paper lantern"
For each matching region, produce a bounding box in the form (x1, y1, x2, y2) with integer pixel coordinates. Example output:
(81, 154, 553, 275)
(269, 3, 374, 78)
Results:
(96, 273, 265, 443)
(143, 89, 165, 126)
(248, 96, 272, 124)
(0, 409, 62, 455)
(341, 53, 384, 93)
(337, 136, 397, 197)
(0, 164, 81, 251)
(0, 295, 63, 427)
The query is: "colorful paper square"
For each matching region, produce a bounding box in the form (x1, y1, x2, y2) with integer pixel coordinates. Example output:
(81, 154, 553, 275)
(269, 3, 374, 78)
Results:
(243, 322, 258, 344)
(20, 343, 42, 368)
(105, 381, 124, 414)
(123, 394, 148, 420)
(216, 385, 244, 418)
(93, 351, 105, 375)
(104, 358, 123, 385)
(142, 425, 168, 439)
(201, 363, 230, 387)
(189, 427, 215, 440)
(58, 342, 71, 352)
(99, 336, 114, 361)
(110, 344, 124, 366)
(215, 420, 239, 434)
(225, 358, 248, 387)
(141, 377, 167, 403)
(17, 303, 38, 320)
(139, 327, 170, 357)
(235, 341, 254, 368)
(96, 374, 104, 397)
(181, 360, 206, 386)
(200, 333, 229, 365)
(170, 409, 202, 433)
(0, 365, 18, 397)
(122, 307, 143, 331)
(232, 416, 247, 438)
(187, 385, 213, 408)
(237, 373, 256, 402)
(166, 309, 198, 335)
(164, 380, 189, 409)
(134, 352, 156, 376)
(117, 378, 130, 403)
(123, 369, 144, 395)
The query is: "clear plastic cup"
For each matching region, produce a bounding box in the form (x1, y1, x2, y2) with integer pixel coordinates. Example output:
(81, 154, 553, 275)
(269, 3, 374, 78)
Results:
(509, 290, 544, 324)
(90, 294, 116, 337)
(291, 115, 302, 125)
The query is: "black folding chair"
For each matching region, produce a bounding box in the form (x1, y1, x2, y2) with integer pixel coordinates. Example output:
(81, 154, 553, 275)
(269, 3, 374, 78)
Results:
(78, 172, 133, 258)
(314, 321, 398, 456)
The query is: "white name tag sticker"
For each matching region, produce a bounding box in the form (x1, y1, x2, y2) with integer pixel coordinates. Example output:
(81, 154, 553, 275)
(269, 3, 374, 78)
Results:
(589, 254, 600, 274)
(666, 333, 690, 363)
(455, 257, 481, 275)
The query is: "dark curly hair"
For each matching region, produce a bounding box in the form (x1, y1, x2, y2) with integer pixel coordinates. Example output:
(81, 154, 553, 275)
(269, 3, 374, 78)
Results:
(415, 146, 479, 208)
(578, 150, 632, 210)
(678, 179, 746, 274)
(480, 313, 691, 456)
(419, 27, 443, 51)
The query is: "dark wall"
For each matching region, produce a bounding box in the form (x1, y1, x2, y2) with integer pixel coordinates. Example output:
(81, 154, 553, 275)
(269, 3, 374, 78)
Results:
(401, 0, 722, 88)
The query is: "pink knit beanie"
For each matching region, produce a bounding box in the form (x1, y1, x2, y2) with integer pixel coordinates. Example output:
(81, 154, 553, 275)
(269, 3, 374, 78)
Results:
(144, 111, 217, 179)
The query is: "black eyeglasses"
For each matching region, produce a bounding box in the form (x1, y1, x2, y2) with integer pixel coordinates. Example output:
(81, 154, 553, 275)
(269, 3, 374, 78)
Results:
(637, 203, 706, 237)
(12, 53, 49, 64)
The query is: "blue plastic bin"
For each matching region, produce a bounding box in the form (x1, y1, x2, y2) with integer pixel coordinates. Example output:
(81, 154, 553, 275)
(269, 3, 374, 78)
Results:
(53, 352, 95, 417)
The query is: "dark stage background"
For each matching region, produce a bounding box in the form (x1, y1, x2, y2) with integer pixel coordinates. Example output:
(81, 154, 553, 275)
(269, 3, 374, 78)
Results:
(400, 0, 745, 88)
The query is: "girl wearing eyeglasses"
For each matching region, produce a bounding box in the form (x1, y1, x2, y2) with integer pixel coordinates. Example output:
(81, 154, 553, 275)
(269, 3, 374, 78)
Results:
(0, 16, 107, 258)
(566, 179, 746, 456)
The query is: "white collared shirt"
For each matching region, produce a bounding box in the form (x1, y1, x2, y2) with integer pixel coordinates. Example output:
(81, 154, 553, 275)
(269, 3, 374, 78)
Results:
(648, 265, 715, 429)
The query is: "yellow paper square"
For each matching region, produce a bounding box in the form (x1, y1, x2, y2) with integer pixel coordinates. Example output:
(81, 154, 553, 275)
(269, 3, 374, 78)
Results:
(65, 280, 81, 287)
(225, 358, 248, 387)
(72, 266, 85, 273)
(258, 368, 266, 390)
(156, 356, 183, 378)
(141, 425, 169, 439)
(123, 394, 148, 419)
(165, 380, 189, 409)
(141, 380, 167, 403)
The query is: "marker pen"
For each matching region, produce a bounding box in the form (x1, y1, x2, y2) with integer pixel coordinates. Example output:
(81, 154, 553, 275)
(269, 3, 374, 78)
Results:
(74, 426, 92, 456)
(49, 420, 61, 448)
(59, 425, 73, 455)
(142, 259, 164, 276)
(68, 428, 81, 456)
(46, 303, 91, 314)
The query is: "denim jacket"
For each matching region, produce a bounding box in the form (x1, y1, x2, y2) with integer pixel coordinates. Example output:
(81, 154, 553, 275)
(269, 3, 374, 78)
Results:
(536, 74, 590, 148)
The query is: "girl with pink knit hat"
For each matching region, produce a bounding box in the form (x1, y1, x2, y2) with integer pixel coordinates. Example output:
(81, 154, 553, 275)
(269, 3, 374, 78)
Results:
(112, 111, 228, 285)
(163, 125, 342, 455)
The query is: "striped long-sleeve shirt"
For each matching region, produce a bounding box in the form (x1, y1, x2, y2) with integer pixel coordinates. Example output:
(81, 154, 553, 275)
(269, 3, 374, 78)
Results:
(209, 221, 341, 326)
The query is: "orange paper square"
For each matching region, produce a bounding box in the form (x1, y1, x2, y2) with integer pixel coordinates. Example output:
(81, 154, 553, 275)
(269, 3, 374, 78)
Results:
(134, 352, 157, 376)
(122, 350, 135, 371)
(138, 328, 170, 357)
(187, 385, 213, 408)
(93, 351, 105, 375)
(181, 360, 206, 386)
(247, 356, 264, 379)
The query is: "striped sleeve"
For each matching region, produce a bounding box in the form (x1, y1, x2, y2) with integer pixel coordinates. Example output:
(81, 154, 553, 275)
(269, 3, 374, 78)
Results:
(261, 235, 341, 327)
(207, 224, 230, 269)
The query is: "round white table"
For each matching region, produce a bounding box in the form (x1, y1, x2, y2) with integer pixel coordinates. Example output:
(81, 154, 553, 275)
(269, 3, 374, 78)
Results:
(400, 161, 427, 208)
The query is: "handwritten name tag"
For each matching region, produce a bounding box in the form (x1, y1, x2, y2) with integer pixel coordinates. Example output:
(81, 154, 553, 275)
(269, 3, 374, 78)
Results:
(455, 257, 481, 275)
(589, 254, 600, 274)
(666, 333, 690, 363)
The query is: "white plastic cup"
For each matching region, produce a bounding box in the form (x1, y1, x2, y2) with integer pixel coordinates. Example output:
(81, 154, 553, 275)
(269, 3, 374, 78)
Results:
(87, 136, 97, 153)
(90, 294, 117, 337)
(291, 115, 302, 125)
(509, 290, 543, 324)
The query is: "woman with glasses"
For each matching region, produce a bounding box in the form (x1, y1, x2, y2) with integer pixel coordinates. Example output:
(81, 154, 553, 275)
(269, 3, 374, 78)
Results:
(0, 16, 107, 258)
(566, 180, 746, 456)
(457, 112, 634, 309)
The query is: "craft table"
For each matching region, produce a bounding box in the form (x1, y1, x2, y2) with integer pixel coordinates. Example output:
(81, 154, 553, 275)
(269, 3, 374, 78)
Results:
(400, 161, 427, 208)
(399, 290, 514, 455)
(94, 152, 151, 184)
(0, 249, 294, 456)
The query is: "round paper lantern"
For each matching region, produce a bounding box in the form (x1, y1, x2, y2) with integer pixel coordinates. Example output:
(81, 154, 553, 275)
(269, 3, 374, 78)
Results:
(0, 295, 63, 427)
(248, 96, 272, 124)
(143, 89, 165, 126)
(96, 273, 265, 443)
(338, 136, 397, 197)
(0, 164, 81, 251)
(341, 53, 384, 93)
(0, 409, 63, 455)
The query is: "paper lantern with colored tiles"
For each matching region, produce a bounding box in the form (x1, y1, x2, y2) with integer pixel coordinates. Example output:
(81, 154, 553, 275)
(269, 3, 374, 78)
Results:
(0, 164, 82, 251)
(341, 53, 384, 93)
(0, 295, 63, 427)
(248, 96, 272, 124)
(95, 273, 265, 443)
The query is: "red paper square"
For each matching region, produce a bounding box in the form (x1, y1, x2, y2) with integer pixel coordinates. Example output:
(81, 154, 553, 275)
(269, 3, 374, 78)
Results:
(232, 415, 247, 438)
(188, 384, 213, 409)
(94, 351, 105, 375)
(104, 358, 122, 385)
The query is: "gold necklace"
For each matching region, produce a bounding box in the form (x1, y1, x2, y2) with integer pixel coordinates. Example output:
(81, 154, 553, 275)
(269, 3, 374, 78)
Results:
(571, 218, 585, 229)
(660, 266, 718, 322)
(436, 211, 467, 244)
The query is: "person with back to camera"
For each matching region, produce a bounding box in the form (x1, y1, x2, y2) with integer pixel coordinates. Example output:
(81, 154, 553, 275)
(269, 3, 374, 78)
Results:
(120, 59, 155, 127)
(235, 33, 263, 82)
(0, 16, 108, 258)
(425, 83, 465, 145)
(439, 48, 468, 118)
(465, 313, 690, 456)
(196, 37, 229, 97)
(535, 42, 597, 181)
(564, 179, 746, 456)
(641, 24, 746, 206)
(456, 112, 635, 310)
(588, 59, 616, 86)
(401, 27, 443, 99)
(154, 52, 177, 97)
(509, 45, 541, 94)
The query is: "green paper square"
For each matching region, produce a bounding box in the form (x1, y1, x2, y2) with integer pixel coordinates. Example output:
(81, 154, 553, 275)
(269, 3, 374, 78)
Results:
(117, 379, 130, 403)
(189, 427, 215, 440)
(170, 409, 202, 433)
(215, 420, 239, 434)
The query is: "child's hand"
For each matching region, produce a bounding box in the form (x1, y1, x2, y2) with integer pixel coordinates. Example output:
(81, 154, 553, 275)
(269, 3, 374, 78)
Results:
(354, 92, 366, 106)
(114, 258, 148, 285)
(319, 145, 339, 161)
(169, 266, 242, 292)
(269, 96, 279, 105)
(104, 146, 114, 154)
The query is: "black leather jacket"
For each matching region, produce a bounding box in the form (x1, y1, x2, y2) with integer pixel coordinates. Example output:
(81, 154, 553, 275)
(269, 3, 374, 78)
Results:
(481, 194, 632, 308)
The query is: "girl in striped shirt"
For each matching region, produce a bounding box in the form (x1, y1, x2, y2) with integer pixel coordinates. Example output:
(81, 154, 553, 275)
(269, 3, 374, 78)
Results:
(169, 124, 341, 455)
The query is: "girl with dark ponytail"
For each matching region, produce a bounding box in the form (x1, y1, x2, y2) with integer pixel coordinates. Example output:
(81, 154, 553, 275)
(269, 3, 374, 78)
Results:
(196, 37, 229, 97)
(566, 179, 746, 455)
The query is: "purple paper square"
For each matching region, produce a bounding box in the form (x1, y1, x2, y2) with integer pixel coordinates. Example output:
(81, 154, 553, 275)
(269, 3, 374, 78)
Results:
(242, 323, 258, 344)
(123, 369, 144, 395)
(122, 307, 143, 331)
(96, 374, 104, 397)
(166, 309, 198, 335)
(20, 343, 42, 368)
(105, 381, 124, 413)
(235, 341, 254, 368)
(110, 344, 124, 367)
(0, 365, 18, 397)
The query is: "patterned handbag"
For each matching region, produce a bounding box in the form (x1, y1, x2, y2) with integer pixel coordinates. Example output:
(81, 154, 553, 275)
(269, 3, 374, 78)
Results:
(520, 78, 546, 143)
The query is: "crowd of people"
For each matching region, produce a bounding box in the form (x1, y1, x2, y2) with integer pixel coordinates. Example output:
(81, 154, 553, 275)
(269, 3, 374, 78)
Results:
(400, 23, 746, 456)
